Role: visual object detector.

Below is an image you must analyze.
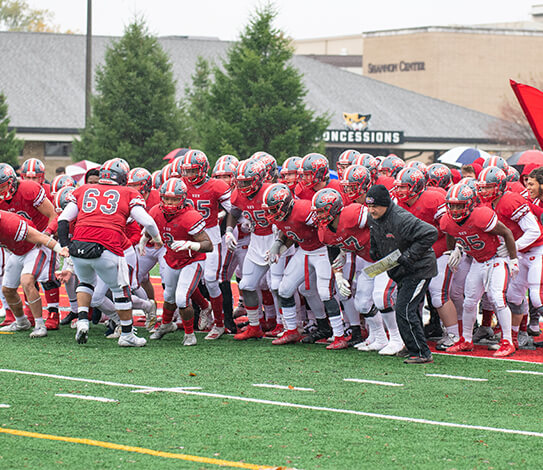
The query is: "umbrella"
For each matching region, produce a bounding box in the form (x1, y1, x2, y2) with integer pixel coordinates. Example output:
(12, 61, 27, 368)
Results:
(437, 147, 492, 168)
(507, 149, 543, 166)
(163, 148, 189, 161)
(65, 160, 101, 183)
(329, 169, 338, 180)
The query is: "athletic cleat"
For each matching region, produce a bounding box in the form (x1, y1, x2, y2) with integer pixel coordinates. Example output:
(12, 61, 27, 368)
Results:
(492, 339, 515, 357)
(260, 318, 276, 332)
(472, 326, 496, 345)
(0, 317, 31, 331)
(105, 325, 121, 339)
(435, 333, 460, 351)
(517, 331, 535, 350)
(75, 320, 89, 344)
(527, 325, 542, 337)
(118, 333, 146, 347)
(233, 324, 263, 340)
(378, 340, 405, 356)
(356, 338, 388, 352)
(183, 332, 197, 346)
(44, 311, 59, 330)
(424, 321, 443, 341)
(404, 354, 434, 364)
(302, 321, 318, 335)
(198, 302, 213, 331)
(446, 336, 474, 353)
(145, 300, 157, 331)
(149, 322, 177, 340)
(29, 325, 47, 338)
(265, 324, 284, 337)
(326, 336, 349, 350)
(301, 326, 333, 344)
(205, 325, 225, 340)
(272, 329, 302, 345)
(0, 309, 16, 327)
(395, 347, 410, 358)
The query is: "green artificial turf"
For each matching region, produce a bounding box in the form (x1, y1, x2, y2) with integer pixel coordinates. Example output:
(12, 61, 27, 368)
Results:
(1, 326, 542, 469)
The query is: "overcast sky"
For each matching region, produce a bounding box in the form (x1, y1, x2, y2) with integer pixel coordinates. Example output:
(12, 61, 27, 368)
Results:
(25, 0, 542, 40)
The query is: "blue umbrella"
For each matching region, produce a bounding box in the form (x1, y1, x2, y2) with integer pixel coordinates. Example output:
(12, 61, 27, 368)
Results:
(438, 146, 491, 167)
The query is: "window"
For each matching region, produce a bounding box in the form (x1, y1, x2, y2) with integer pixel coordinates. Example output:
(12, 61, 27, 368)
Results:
(44, 142, 72, 156)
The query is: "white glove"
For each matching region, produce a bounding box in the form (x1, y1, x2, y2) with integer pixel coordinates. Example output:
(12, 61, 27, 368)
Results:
(241, 218, 255, 233)
(225, 227, 237, 251)
(170, 240, 201, 252)
(137, 233, 149, 256)
(332, 249, 347, 270)
(264, 239, 287, 265)
(496, 241, 509, 258)
(447, 244, 463, 271)
(508, 258, 520, 279)
(335, 271, 351, 298)
(218, 210, 227, 220)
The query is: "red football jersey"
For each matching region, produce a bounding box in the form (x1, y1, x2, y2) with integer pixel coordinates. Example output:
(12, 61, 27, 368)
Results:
(294, 179, 347, 203)
(43, 183, 53, 202)
(440, 206, 500, 262)
(494, 191, 543, 252)
(70, 184, 145, 256)
(148, 204, 206, 269)
(506, 181, 529, 200)
(0, 210, 35, 255)
(318, 203, 372, 262)
(273, 199, 322, 251)
(398, 190, 448, 258)
(231, 183, 273, 236)
(124, 220, 141, 247)
(145, 188, 161, 211)
(0, 179, 48, 231)
(375, 175, 395, 190)
(184, 178, 230, 228)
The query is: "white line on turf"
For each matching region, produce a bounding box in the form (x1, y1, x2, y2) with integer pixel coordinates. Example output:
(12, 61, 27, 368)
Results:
(252, 384, 315, 391)
(131, 387, 202, 393)
(425, 374, 488, 382)
(2, 368, 543, 438)
(432, 351, 543, 365)
(507, 370, 543, 376)
(55, 393, 119, 403)
(343, 378, 404, 387)
(0, 404, 10, 408)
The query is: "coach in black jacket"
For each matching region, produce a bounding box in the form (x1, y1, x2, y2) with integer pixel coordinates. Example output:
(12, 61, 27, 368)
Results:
(366, 185, 438, 364)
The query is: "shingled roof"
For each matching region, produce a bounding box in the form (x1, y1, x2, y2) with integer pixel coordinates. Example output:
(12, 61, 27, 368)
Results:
(0, 31, 507, 142)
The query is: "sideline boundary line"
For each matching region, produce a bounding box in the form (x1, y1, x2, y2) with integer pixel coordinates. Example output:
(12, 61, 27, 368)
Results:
(1, 368, 543, 438)
(0, 427, 280, 469)
(432, 351, 543, 365)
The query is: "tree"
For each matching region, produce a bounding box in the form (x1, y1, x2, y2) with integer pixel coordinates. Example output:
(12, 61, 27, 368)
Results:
(0, 91, 23, 167)
(72, 20, 189, 170)
(187, 4, 329, 164)
(0, 0, 60, 32)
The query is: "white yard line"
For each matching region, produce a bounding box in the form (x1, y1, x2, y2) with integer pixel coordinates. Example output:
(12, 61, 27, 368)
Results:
(252, 384, 315, 391)
(507, 370, 543, 376)
(425, 374, 488, 382)
(0, 404, 10, 408)
(343, 378, 404, 387)
(55, 393, 118, 403)
(2, 368, 543, 438)
(131, 387, 202, 393)
(432, 351, 543, 365)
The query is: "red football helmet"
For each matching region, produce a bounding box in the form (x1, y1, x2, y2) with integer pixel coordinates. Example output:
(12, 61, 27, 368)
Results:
(182, 150, 209, 184)
(426, 163, 453, 189)
(394, 168, 426, 202)
(353, 153, 379, 182)
(212, 157, 239, 188)
(159, 178, 187, 216)
(340, 165, 371, 201)
(0, 163, 19, 201)
(477, 167, 507, 202)
(505, 165, 520, 183)
(53, 186, 75, 214)
(311, 188, 344, 227)
(251, 152, 278, 182)
(446, 183, 476, 221)
(336, 150, 360, 179)
(482, 155, 509, 172)
(151, 170, 163, 190)
(236, 159, 266, 195)
(379, 155, 405, 178)
(51, 174, 76, 194)
(406, 160, 428, 180)
(299, 153, 329, 188)
(127, 167, 152, 195)
(262, 183, 294, 221)
(99, 159, 129, 185)
(278, 156, 302, 190)
(21, 158, 46, 184)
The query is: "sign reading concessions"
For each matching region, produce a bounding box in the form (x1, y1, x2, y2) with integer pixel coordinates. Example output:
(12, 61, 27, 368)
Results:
(367, 61, 426, 74)
(323, 129, 404, 145)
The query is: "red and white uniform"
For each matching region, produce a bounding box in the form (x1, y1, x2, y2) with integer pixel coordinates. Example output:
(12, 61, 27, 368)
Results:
(506, 181, 529, 200)
(375, 175, 395, 190)
(0, 180, 49, 232)
(294, 179, 346, 202)
(149, 204, 206, 308)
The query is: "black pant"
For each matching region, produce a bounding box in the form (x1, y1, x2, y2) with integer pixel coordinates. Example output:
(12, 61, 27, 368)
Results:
(395, 277, 432, 358)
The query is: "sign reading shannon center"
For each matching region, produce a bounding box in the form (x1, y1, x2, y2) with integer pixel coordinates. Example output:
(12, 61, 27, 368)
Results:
(367, 61, 426, 74)
(323, 129, 404, 145)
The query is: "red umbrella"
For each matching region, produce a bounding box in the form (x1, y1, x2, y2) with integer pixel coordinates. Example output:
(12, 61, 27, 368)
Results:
(517, 150, 543, 166)
(65, 160, 101, 183)
(163, 148, 189, 161)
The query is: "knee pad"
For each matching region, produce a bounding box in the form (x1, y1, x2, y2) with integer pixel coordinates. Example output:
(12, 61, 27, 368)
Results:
(323, 298, 340, 317)
(507, 300, 524, 315)
(76, 282, 94, 296)
(205, 279, 221, 298)
(242, 289, 260, 307)
(112, 286, 132, 310)
(361, 305, 378, 318)
(41, 279, 61, 291)
(278, 295, 295, 309)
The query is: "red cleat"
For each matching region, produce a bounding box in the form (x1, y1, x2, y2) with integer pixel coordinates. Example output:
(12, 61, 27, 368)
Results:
(265, 324, 284, 337)
(0, 309, 15, 327)
(326, 336, 349, 350)
(493, 339, 516, 357)
(233, 324, 264, 340)
(446, 336, 474, 353)
(272, 329, 301, 345)
(44, 311, 59, 330)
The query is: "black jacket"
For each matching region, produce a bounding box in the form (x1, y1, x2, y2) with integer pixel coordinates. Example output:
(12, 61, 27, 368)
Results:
(368, 202, 438, 282)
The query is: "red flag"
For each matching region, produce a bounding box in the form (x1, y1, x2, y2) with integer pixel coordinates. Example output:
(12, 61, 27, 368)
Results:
(510, 79, 543, 149)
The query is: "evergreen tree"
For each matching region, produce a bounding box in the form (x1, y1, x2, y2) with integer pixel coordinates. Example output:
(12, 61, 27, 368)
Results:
(191, 4, 329, 164)
(72, 20, 188, 170)
(0, 91, 23, 167)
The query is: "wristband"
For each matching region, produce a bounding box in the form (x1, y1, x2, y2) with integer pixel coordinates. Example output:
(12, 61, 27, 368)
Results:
(226, 226, 234, 233)
(191, 242, 201, 251)
(53, 243, 62, 254)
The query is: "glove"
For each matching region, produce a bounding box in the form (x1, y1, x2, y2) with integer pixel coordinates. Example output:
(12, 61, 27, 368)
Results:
(225, 227, 237, 251)
(170, 240, 201, 252)
(508, 258, 520, 279)
(334, 271, 351, 298)
(218, 210, 227, 220)
(137, 233, 149, 256)
(447, 244, 463, 271)
(496, 241, 509, 258)
(264, 239, 287, 265)
(241, 218, 255, 233)
(332, 249, 347, 270)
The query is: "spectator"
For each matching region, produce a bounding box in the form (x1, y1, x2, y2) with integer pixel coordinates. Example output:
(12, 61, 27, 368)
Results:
(55, 166, 66, 176)
(85, 168, 100, 184)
